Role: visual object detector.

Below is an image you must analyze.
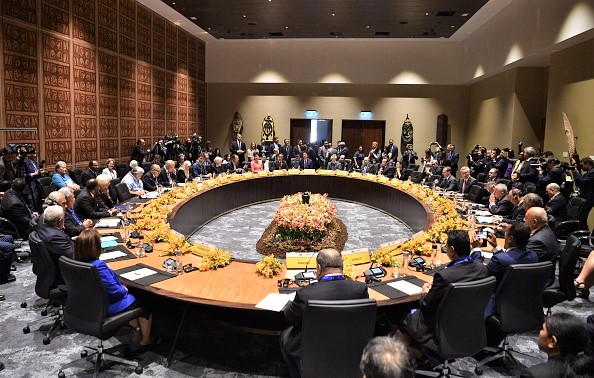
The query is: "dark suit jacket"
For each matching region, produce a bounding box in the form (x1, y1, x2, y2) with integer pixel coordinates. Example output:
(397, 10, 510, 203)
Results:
(545, 194, 567, 224)
(80, 168, 97, 187)
(439, 175, 458, 191)
(142, 172, 159, 191)
(271, 160, 288, 171)
(299, 158, 313, 170)
(37, 224, 74, 284)
(131, 145, 148, 163)
(280, 145, 293, 160)
(527, 225, 558, 263)
(502, 202, 526, 224)
(444, 152, 460, 174)
(230, 140, 247, 163)
(403, 259, 488, 349)
(393, 168, 409, 181)
(157, 167, 177, 187)
(176, 169, 193, 183)
(575, 169, 594, 206)
(458, 176, 476, 194)
(536, 167, 564, 192)
(63, 208, 85, 237)
(519, 158, 539, 184)
(74, 188, 110, 220)
(520, 357, 567, 378)
(0, 188, 32, 236)
(489, 196, 514, 216)
(282, 277, 369, 358)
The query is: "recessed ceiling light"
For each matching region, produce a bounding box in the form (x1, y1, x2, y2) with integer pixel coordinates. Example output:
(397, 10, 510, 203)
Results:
(366, 25, 370, 28)
(190, 16, 197, 20)
(285, 26, 289, 29)
(171, 2, 175, 4)
(425, 12, 429, 16)
(451, 25, 455, 28)
(243, 15, 246, 18)
(461, 13, 469, 17)
(332, 13, 335, 16)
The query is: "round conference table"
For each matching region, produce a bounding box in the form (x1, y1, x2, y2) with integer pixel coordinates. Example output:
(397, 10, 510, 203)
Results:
(107, 173, 440, 309)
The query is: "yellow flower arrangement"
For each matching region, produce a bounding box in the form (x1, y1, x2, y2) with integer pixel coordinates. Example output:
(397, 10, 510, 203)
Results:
(256, 254, 285, 278)
(342, 260, 355, 280)
(189, 243, 233, 271)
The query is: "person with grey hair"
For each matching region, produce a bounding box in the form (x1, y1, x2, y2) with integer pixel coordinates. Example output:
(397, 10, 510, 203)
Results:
(158, 160, 177, 187)
(142, 164, 161, 191)
(280, 249, 369, 378)
(51, 161, 80, 190)
(360, 336, 415, 378)
(488, 183, 513, 216)
(37, 205, 74, 283)
(177, 160, 193, 183)
(58, 187, 92, 237)
(525, 207, 559, 264)
(545, 183, 567, 224)
(210, 155, 227, 176)
(95, 173, 114, 209)
(518, 146, 539, 184)
(74, 179, 114, 220)
(121, 167, 146, 197)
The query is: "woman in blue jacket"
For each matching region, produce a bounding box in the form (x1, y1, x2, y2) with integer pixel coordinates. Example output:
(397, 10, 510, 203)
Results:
(74, 229, 156, 346)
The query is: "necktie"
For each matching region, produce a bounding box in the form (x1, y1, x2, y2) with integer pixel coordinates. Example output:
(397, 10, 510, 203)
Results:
(69, 208, 82, 225)
(462, 179, 466, 193)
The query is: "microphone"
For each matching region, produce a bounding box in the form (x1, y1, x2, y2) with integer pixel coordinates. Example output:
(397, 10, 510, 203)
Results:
(295, 252, 317, 282)
(364, 261, 386, 283)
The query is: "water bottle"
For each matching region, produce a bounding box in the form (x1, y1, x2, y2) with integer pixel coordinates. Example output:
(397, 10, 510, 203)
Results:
(402, 251, 410, 272)
(137, 235, 146, 258)
(175, 250, 183, 275)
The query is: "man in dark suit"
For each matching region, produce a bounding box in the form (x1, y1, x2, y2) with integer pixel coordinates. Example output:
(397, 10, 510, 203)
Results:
(299, 152, 312, 170)
(399, 230, 488, 355)
(131, 139, 149, 163)
(227, 154, 243, 174)
(488, 184, 514, 216)
(575, 156, 594, 228)
(280, 139, 293, 161)
(36, 205, 74, 284)
(281, 249, 368, 378)
(525, 207, 559, 263)
(480, 222, 538, 318)
(536, 157, 564, 204)
(336, 141, 349, 159)
(158, 160, 178, 187)
(444, 144, 460, 177)
(386, 138, 399, 162)
(499, 188, 526, 224)
(230, 133, 247, 164)
(545, 183, 567, 224)
(0, 178, 35, 238)
(56, 188, 92, 237)
(437, 167, 458, 191)
(74, 179, 114, 220)
(80, 160, 99, 187)
(142, 164, 161, 191)
(457, 166, 476, 195)
(518, 146, 539, 184)
(271, 153, 289, 171)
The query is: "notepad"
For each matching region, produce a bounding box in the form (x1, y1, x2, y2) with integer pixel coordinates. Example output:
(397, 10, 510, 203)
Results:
(120, 267, 159, 281)
(95, 218, 121, 228)
(100, 240, 118, 249)
(99, 250, 128, 261)
(474, 210, 492, 217)
(100, 235, 118, 242)
(387, 280, 423, 295)
(255, 292, 296, 312)
(141, 191, 160, 199)
(476, 216, 494, 224)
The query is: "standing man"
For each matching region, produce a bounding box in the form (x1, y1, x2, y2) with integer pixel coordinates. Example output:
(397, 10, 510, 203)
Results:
(280, 139, 293, 161)
(575, 157, 594, 228)
(386, 139, 399, 162)
(280, 249, 369, 378)
(444, 144, 460, 177)
(131, 139, 150, 163)
(401, 144, 418, 167)
(368, 141, 382, 165)
(230, 133, 247, 164)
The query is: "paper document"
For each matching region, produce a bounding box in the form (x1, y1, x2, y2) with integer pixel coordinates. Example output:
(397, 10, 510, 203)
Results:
(255, 292, 296, 312)
(99, 250, 128, 261)
(100, 235, 118, 242)
(475, 216, 493, 224)
(141, 191, 159, 199)
(100, 240, 118, 249)
(96, 218, 121, 228)
(388, 280, 423, 295)
(120, 268, 159, 281)
(474, 210, 492, 217)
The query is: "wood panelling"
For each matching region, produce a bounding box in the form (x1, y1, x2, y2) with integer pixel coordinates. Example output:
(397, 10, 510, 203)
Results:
(0, 0, 205, 167)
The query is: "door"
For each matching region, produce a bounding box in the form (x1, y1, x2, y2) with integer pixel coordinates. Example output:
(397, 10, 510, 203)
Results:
(290, 119, 333, 148)
(341, 120, 386, 152)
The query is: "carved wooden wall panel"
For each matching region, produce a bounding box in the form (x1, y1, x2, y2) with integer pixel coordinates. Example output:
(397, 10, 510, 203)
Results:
(0, 0, 205, 167)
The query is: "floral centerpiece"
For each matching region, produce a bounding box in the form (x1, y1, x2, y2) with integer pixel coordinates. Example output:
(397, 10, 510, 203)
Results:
(256, 254, 285, 278)
(256, 192, 348, 258)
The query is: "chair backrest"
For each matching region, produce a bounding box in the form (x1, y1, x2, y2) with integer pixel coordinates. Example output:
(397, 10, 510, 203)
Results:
(109, 178, 121, 203)
(557, 235, 581, 301)
(115, 182, 132, 203)
(496, 261, 553, 333)
(476, 173, 486, 183)
(29, 231, 58, 299)
(434, 276, 496, 360)
(466, 184, 483, 203)
(410, 171, 423, 183)
(408, 164, 419, 171)
(116, 163, 130, 178)
(525, 184, 536, 193)
(567, 197, 587, 221)
(427, 174, 442, 186)
(301, 298, 377, 378)
(59, 256, 108, 337)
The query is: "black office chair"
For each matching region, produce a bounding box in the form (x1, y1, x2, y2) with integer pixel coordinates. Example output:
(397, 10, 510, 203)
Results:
(466, 184, 484, 203)
(478, 262, 553, 370)
(476, 173, 486, 183)
(70, 169, 83, 186)
(109, 178, 121, 204)
(114, 182, 132, 203)
(22, 231, 67, 345)
(555, 197, 588, 240)
(36, 176, 53, 199)
(58, 257, 144, 376)
(300, 298, 377, 378)
(410, 171, 423, 183)
(343, 158, 352, 172)
(416, 276, 496, 377)
(496, 178, 510, 187)
(116, 164, 130, 178)
(542, 236, 581, 315)
(408, 164, 419, 171)
(524, 184, 536, 193)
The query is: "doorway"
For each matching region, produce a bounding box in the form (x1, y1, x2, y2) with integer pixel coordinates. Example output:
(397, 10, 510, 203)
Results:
(341, 120, 386, 152)
(290, 119, 333, 149)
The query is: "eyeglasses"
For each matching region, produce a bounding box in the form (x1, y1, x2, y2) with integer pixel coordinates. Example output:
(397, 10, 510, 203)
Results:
(441, 245, 448, 254)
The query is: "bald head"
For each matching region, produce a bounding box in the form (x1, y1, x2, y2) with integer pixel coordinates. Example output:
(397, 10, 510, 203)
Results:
(316, 248, 343, 278)
(525, 207, 548, 231)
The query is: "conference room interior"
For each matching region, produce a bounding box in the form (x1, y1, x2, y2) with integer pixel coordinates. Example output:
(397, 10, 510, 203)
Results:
(2, 0, 594, 377)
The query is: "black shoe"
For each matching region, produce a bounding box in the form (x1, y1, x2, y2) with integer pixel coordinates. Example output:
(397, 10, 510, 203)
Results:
(10, 264, 16, 271)
(0, 274, 16, 284)
(0, 361, 5, 371)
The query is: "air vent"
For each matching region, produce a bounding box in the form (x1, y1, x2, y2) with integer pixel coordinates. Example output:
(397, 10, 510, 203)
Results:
(436, 11, 456, 17)
(269, 32, 283, 37)
(375, 31, 390, 36)
(247, 21, 257, 26)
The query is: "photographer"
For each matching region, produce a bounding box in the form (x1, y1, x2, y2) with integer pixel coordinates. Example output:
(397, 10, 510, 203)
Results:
(131, 139, 150, 163)
(536, 157, 564, 204)
(467, 148, 488, 178)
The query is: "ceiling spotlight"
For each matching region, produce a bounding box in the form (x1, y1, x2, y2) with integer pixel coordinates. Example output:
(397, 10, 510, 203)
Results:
(366, 25, 370, 28)
(243, 15, 246, 18)
(425, 12, 429, 16)
(461, 13, 469, 17)
(451, 25, 455, 28)
(189, 16, 197, 20)
(332, 13, 335, 16)
(172, 1, 176, 4)
(285, 26, 289, 29)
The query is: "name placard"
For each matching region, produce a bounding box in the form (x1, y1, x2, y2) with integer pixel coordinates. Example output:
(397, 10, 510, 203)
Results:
(286, 252, 317, 269)
(336, 170, 348, 177)
(302, 169, 316, 175)
(341, 248, 371, 265)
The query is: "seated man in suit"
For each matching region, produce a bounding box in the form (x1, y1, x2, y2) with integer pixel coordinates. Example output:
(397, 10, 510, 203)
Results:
(36, 205, 74, 284)
(80, 160, 99, 187)
(497, 188, 526, 224)
(359, 336, 415, 378)
(226, 154, 243, 174)
(393, 161, 409, 181)
(58, 187, 92, 237)
(437, 166, 458, 191)
(271, 153, 288, 171)
(398, 230, 488, 358)
(488, 184, 514, 216)
(525, 206, 559, 263)
(299, 152, 313, 170)
(142, 164, 161, 191)
(545, 183, 567, 224)
(0, 178, 36, 238)
(158, 160, 177, 187)
(477, 222, 538, 318)
(280, 249, 369, 378)
(74, 179, 115, 220)
(458, 166, 476, 195)
(192, 153, 211, 177)
(360, 157, 374, 174)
